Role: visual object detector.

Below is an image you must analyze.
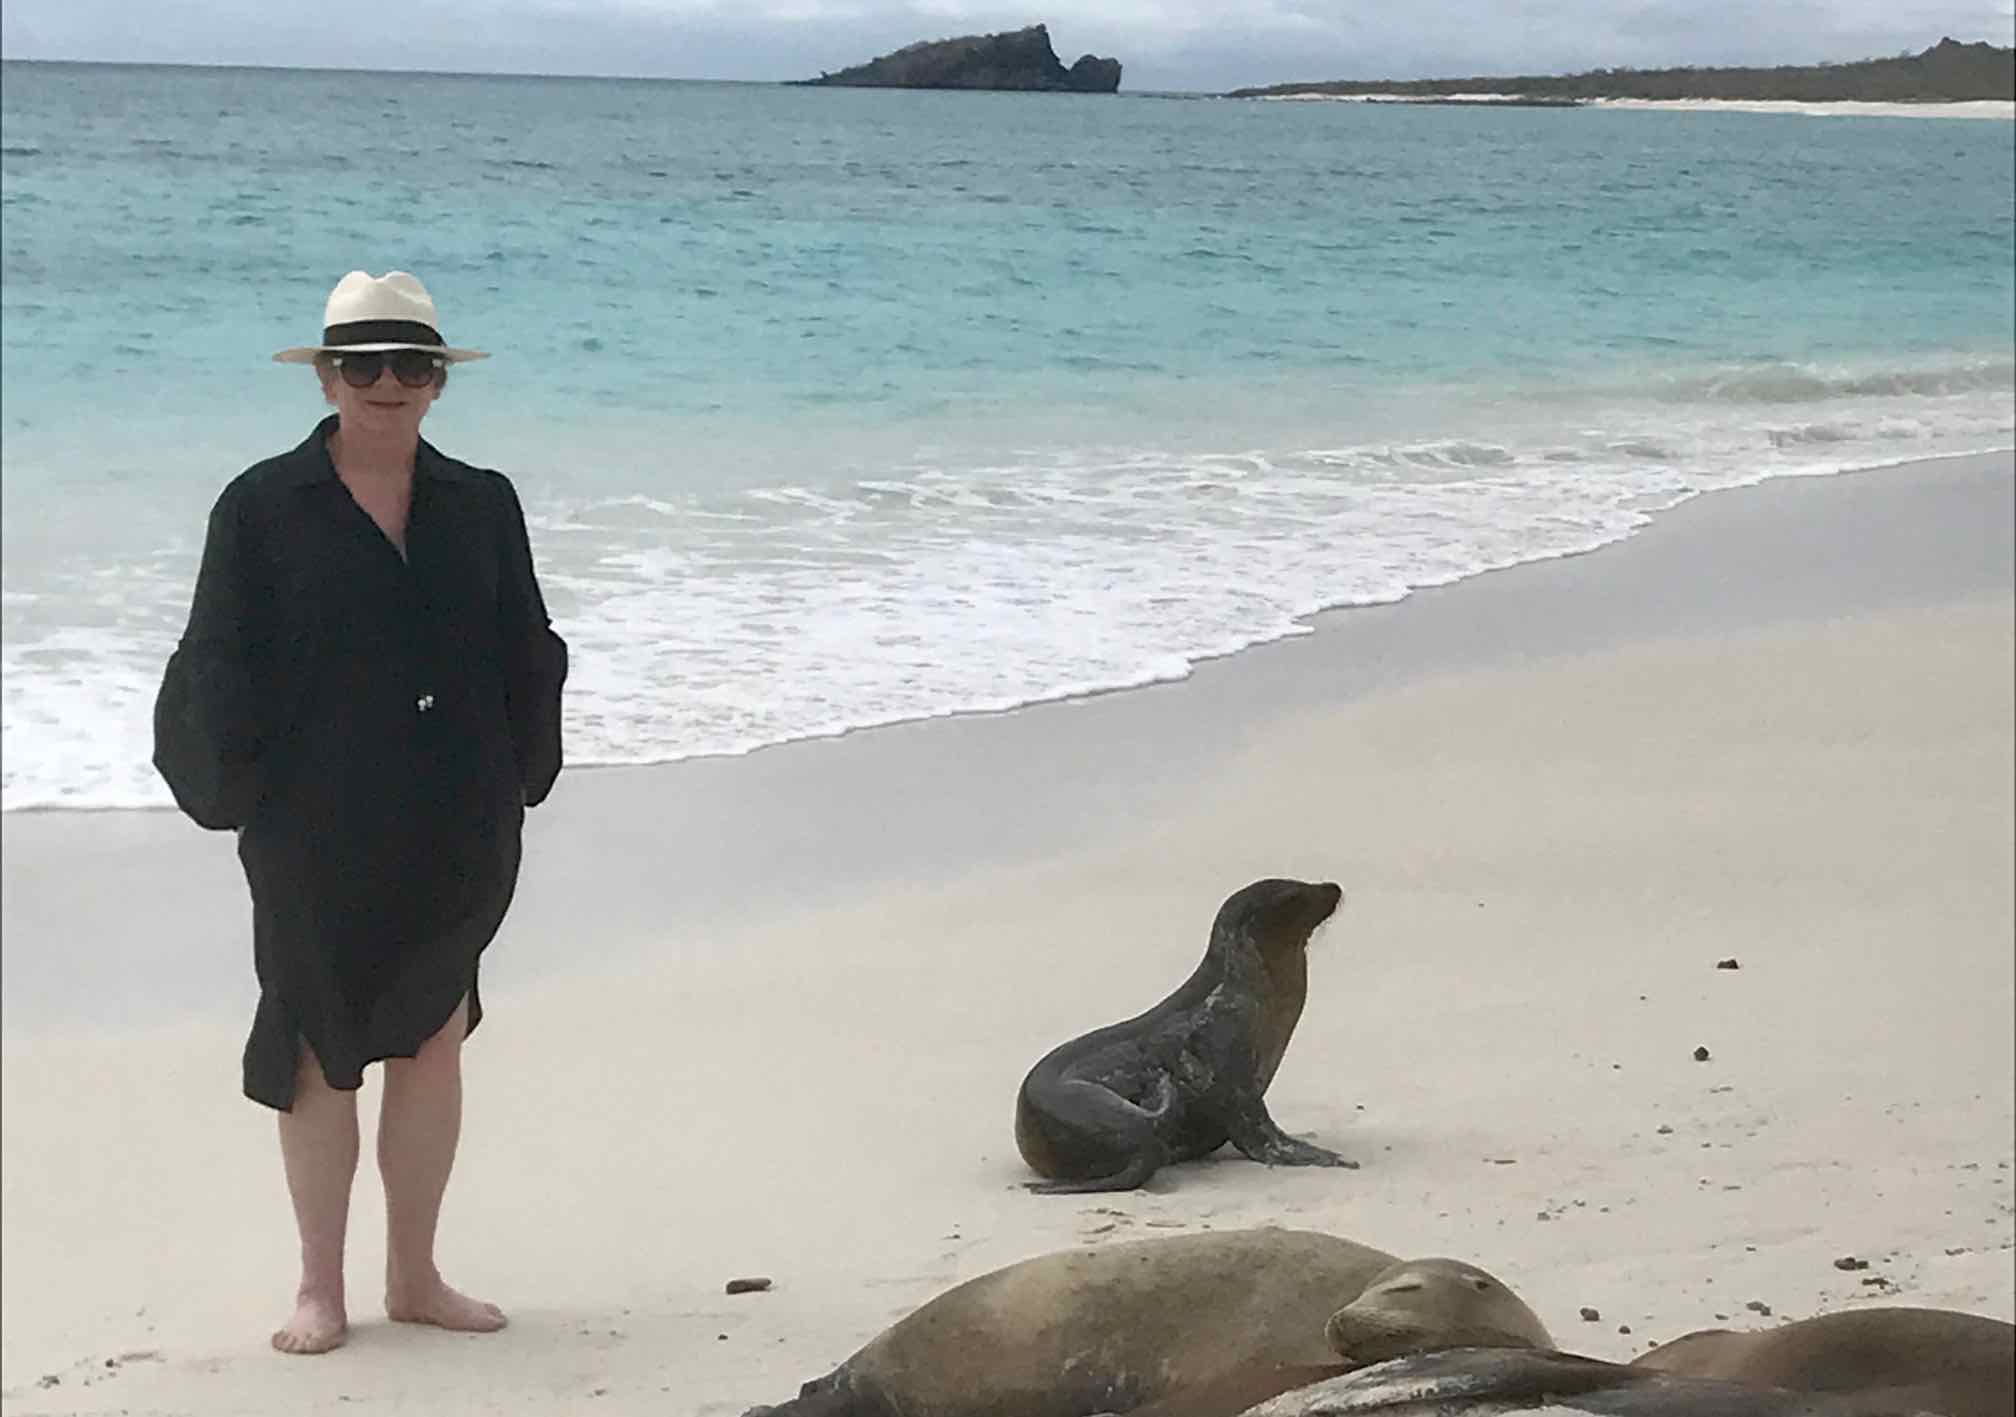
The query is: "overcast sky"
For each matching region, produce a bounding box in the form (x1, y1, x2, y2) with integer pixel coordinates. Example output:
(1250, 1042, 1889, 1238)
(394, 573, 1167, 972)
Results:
(2, 1, 2010, 93)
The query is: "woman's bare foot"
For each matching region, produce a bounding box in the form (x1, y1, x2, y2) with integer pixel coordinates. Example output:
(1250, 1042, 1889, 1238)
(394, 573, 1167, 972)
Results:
(385, 1275, 507, 1333)
(272, 1291, 348, 1355)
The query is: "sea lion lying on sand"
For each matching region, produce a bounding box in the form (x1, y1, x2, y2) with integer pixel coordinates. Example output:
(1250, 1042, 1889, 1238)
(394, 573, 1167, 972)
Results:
(741, 1227, 1398, 1417)
(1016, 877, 1353, 1193)
(1324, 1256, 1556, 1365)
(1236, 1347, 1954, 1415)
(1632, 1307, 2015, 1417)
(1108, 1268, 1990, 1417)
(1107, 1257, 1555, 1417)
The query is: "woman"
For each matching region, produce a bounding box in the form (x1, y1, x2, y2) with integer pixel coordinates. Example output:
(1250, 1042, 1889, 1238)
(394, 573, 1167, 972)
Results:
(153, 270, 567, 1355)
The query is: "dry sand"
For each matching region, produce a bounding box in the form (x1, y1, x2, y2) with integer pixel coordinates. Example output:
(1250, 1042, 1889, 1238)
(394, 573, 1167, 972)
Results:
(2, 453, 2011, 1416)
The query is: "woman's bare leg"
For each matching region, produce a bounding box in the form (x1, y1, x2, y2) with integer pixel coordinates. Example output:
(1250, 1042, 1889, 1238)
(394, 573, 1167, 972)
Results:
(273, 1045, 357, 1354)
(378, 998, 506, 1332)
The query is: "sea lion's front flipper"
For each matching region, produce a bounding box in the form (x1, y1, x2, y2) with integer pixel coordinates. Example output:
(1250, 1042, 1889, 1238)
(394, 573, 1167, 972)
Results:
(1219, 1090, 1356, 1169)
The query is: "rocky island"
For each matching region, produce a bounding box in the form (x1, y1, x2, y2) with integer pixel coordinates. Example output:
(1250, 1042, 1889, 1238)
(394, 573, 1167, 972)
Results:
(1229, 37, 2013, 103)
(798, 24, 1121, 93)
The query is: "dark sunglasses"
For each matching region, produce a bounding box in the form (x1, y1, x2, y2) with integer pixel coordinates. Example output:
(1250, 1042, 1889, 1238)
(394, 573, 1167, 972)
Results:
(330, 350, 446, 389)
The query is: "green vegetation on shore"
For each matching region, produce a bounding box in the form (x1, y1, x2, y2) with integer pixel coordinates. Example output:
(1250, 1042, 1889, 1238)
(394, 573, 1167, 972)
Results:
(1229, 37, 2013, 103)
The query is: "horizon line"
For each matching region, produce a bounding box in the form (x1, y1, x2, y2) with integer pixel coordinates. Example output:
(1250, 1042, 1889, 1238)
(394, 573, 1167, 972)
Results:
(3, 38, 2005, 96)
(0, 54, 1233, 94)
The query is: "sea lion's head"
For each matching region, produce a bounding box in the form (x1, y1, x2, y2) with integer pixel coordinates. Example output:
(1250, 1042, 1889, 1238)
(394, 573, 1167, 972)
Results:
(1324, 1258, 1553, 1367)
(1213, 877, 1344, 962)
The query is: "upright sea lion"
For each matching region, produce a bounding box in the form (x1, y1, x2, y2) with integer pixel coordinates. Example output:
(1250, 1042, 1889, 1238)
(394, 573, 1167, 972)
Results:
(1111, 1256, 1557, 1417)
(1632, 1307, 2015, 1417)
(1016, 877, 1352, 1193)
(740, 1227, 1399, 1417)
(1239, 1347, 1950, 1415)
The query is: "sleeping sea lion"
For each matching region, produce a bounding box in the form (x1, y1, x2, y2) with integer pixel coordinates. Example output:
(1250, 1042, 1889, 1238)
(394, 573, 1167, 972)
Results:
(1016, 877, 1353, 1193)
(1239, 1347, 1952, 1415)
(1110, 1256, 1556, 1417)
(1631, 1307, 2014, 1417)
(1324, 1257, 1556, 1364)
(740, 1227, 1398, 1417)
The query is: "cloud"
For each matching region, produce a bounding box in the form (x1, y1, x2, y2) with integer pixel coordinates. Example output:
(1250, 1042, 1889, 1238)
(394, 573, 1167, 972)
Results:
(3, 0, 2009, 91)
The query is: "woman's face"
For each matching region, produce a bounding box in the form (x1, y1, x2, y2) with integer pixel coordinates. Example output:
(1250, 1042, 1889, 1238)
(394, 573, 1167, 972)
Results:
(318, 355, 442, 437)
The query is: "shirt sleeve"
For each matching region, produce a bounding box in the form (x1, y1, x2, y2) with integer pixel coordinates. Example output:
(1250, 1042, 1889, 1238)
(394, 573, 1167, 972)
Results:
(497, 478, 568, 807)
(152, 486, 268, 830)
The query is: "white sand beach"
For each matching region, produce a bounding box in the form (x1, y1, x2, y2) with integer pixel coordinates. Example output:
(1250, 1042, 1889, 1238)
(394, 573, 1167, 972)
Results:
(1591, 97, 2015, 119)
(1262, 92, 2015, 119)
(2, 452, 2011, 1417)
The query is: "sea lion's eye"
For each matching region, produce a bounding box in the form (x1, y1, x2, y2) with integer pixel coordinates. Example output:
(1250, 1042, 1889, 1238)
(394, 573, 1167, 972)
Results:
(1472, 1279, 1491, 1291)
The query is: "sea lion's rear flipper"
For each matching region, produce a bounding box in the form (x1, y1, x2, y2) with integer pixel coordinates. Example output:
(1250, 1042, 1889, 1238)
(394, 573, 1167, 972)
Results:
(1022, 1147, 1162, 1194)
(1018, 1073, 1175, 1190)
(738, 1396, 860, 1416)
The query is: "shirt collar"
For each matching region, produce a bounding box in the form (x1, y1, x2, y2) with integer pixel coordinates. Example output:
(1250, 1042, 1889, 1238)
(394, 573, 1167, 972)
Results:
(275, 414, 480, 488)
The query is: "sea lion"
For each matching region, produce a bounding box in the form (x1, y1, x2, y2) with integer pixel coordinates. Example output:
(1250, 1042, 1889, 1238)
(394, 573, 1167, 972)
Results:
(1016, 877, 1352, 1193)
(1631, 1307, 2015, 1417)
(740, 1227, 1399, 1417)
(1111, 1257, 1556, 1417)
(1324, 1257, 1555, 1364)
(1238, 1347, 1951, 1415)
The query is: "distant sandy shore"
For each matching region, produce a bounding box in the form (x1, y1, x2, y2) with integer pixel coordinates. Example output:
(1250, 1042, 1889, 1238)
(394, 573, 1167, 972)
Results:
(1260, 91, 2015, 119)
(2, 453, 2011, 1416)
(1592, 96, 2015, 119)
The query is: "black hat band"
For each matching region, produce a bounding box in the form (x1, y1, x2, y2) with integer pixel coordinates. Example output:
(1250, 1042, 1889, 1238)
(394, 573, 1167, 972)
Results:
(322, 319, 444, 348)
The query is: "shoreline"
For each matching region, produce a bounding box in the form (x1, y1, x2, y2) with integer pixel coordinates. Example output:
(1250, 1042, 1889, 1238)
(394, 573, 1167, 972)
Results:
(564, 444, 2016, 778)
(1592, 95, 2015, 118)
(7, 442, 2013, 821)
(0, 450, 2010, 1416)
(3, 451, 2009, 1035)
(1255, 92, 2016, 119)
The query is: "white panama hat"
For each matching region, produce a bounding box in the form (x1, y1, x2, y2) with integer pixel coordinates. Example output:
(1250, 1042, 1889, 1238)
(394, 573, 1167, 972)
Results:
(272, 270, 489, 364)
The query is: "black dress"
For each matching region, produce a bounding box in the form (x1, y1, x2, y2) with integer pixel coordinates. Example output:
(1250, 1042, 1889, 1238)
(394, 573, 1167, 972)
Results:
(153, 415, 568, 1110)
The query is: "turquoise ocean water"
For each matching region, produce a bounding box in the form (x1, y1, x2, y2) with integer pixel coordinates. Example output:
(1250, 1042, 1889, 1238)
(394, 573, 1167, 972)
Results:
(3, 62, 2012, 810)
